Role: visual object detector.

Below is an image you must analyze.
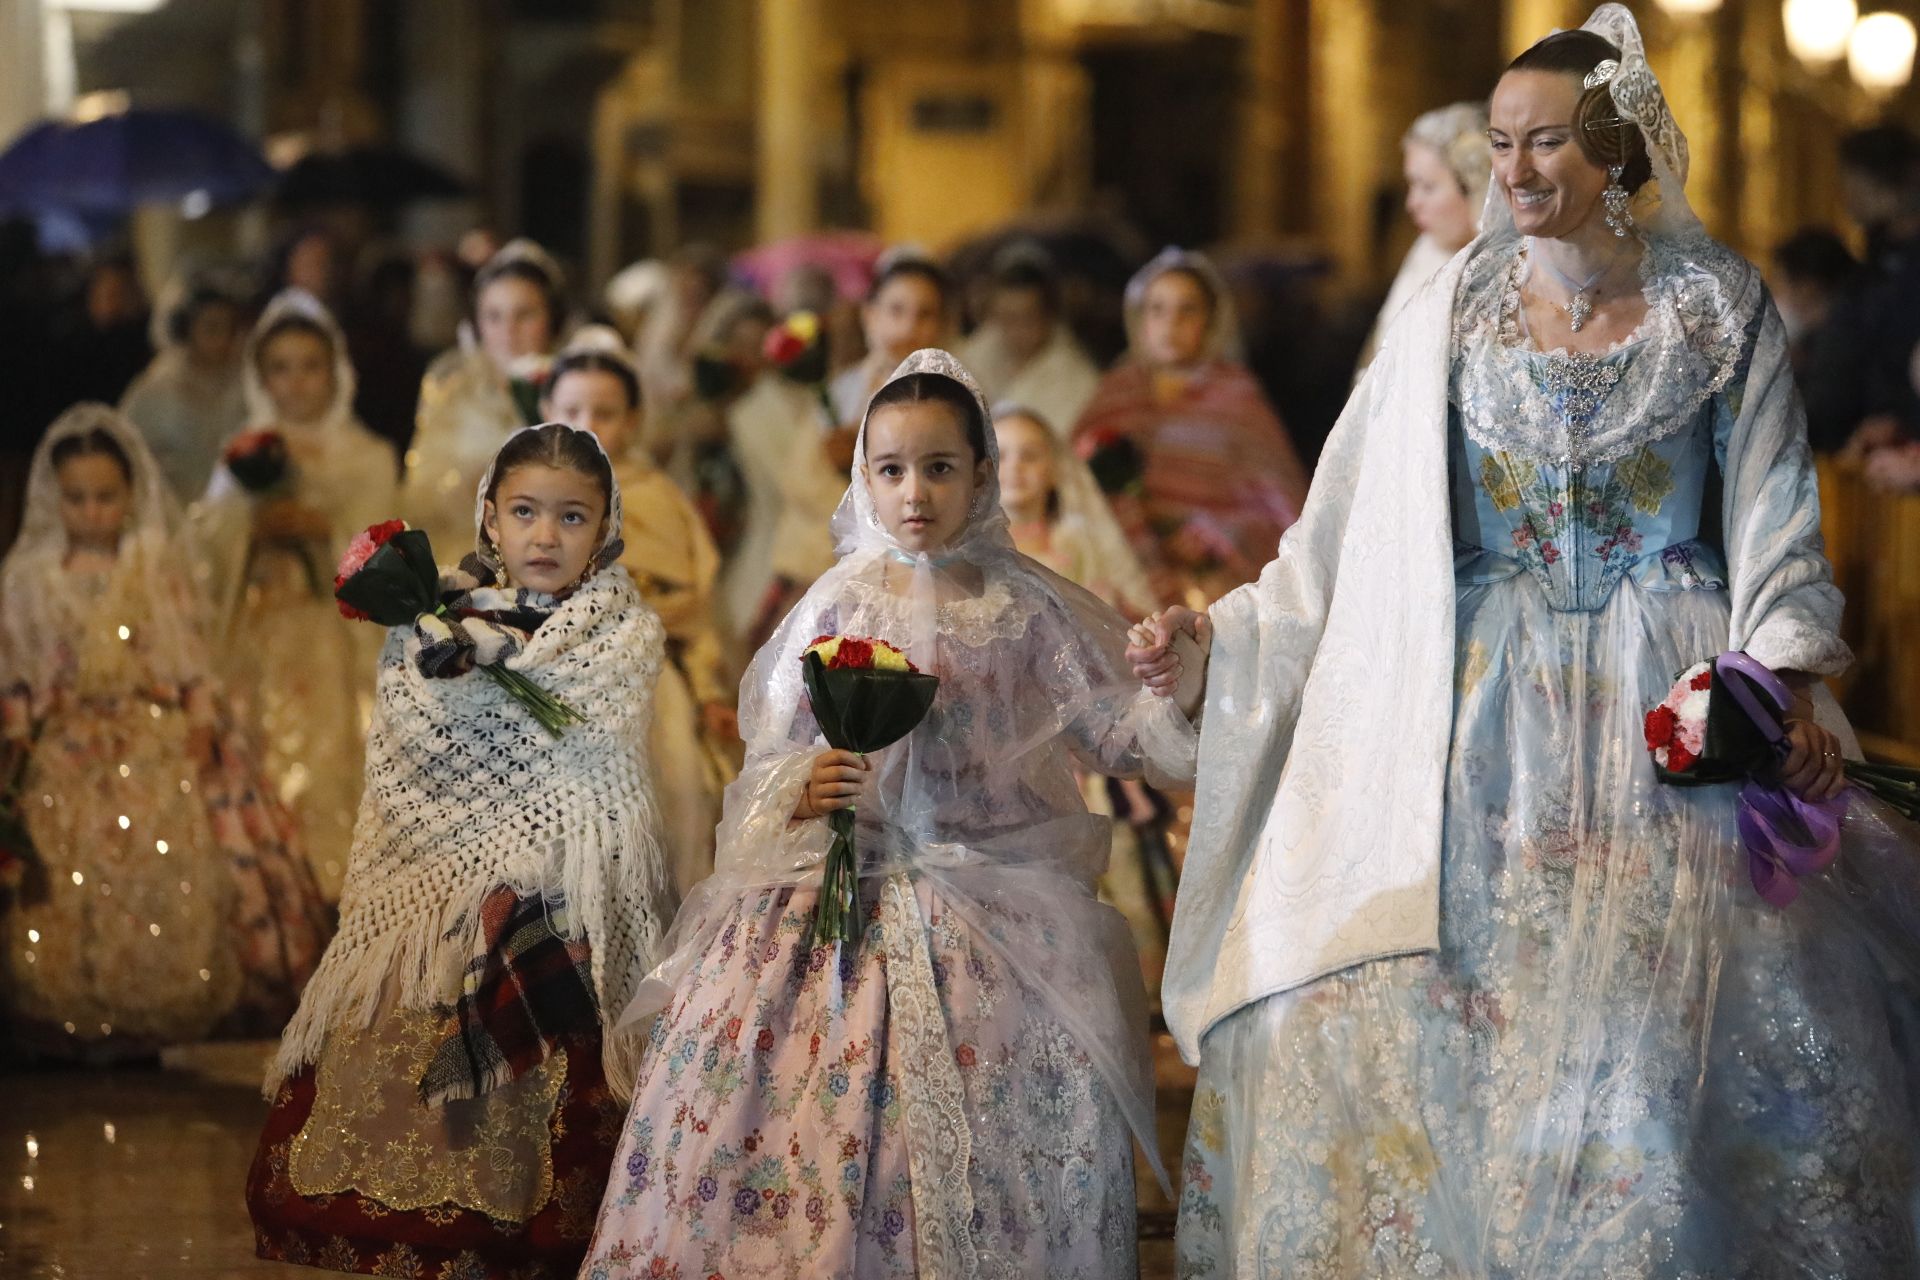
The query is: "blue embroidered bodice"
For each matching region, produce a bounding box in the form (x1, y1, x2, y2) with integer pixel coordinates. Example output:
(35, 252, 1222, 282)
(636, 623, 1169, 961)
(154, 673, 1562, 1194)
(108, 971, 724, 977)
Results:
(1448, 238, 1759, 613)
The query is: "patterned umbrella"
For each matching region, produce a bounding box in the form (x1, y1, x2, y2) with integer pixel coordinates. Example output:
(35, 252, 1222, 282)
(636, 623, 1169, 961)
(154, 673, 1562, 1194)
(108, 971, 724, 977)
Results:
(732, 232, 886, 303)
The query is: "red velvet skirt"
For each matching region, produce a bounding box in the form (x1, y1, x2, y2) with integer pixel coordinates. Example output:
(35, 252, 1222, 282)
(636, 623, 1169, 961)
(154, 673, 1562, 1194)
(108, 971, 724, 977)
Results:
(245, 1028, 623, 1279)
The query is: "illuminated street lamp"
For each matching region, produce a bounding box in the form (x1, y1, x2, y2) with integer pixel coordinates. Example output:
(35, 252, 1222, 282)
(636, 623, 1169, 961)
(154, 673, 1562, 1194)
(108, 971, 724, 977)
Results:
(1784, 0, 1860, 65)
(1849, 11, 1919, 93)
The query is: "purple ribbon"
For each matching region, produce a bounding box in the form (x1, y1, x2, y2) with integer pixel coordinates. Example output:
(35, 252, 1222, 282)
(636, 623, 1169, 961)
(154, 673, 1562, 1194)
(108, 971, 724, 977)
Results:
(1713, 652, 1848, 907)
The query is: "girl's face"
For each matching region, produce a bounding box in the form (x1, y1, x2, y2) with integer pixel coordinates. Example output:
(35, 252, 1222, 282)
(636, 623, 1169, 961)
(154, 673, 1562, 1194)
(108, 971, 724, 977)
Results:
(988, 285, 1053, 364)
(1137, 270, 1212, 369)
(185, 301, 241, 368)
(1488, 70, 1609, 241)
(863, 275, 946, 365)
(863, 401, 989, 555)
(1404, 141, 1478, 252)
(544, 369, 638, 458)
(477, 276, 555, 367)
(724, 312, 772, 373)
(992, 413, 1055, 519)
(482, 463, 608, 595)
(258, 328, 336, 427)
(56, 452, 132, 553)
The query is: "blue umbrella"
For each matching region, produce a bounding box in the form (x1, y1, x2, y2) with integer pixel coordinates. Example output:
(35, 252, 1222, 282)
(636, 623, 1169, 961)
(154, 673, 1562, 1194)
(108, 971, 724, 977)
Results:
(0, 109, 274, 217)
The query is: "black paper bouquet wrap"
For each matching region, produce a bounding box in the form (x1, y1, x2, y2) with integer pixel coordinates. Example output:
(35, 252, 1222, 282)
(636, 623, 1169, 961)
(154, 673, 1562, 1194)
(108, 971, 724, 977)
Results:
(800, 635, 940, 946)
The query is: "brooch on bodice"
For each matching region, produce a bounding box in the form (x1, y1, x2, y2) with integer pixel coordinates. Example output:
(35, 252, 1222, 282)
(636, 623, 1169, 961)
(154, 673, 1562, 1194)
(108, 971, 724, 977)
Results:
(1539, 353, 1624, 466)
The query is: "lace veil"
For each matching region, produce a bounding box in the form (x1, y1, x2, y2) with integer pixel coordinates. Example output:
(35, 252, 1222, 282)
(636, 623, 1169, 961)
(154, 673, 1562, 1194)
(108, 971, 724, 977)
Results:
(1, 404, 212, 699)
(1480, 4, 1699, 244)
(471, 418, 626, 574)
(238, 287, 359, 434)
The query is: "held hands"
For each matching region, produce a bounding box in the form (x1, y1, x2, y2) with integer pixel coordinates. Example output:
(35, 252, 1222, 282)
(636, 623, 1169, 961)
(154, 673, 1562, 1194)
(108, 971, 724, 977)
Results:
(1127, 606, 1212, 720)
(795, 749, 870, 821)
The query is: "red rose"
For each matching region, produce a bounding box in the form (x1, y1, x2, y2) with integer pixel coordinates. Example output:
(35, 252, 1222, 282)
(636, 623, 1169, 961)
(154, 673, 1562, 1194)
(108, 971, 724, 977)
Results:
(755, 1027, 775, 1051)
(1644, 704, 1678, 752)
(830, 638, 875, 670)
(1690, 670, 1713, 692)
(724, 1016, 742, 1040)
(1666, 740, 1698, 772)
(955, 1044, 976, 1068)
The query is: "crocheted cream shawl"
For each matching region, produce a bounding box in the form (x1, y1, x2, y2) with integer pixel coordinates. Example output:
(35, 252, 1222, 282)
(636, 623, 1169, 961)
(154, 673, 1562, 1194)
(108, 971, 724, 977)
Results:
(268, 566, 669, 1096)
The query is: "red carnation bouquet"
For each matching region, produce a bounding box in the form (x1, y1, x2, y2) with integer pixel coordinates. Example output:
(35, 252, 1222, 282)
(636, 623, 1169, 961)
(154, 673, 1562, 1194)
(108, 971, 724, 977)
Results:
(334, 520, 585, 736)
(800, 635, 939, 945)
(1645, 652, 1920, 905)
(763, 311, 835, 423)
(222, 429, 292, 494)
(1078, 426, 1146, 500)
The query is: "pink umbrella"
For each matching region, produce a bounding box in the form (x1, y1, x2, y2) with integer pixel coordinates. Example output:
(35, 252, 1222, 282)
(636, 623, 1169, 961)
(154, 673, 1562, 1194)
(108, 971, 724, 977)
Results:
(732, 231, 886, 303)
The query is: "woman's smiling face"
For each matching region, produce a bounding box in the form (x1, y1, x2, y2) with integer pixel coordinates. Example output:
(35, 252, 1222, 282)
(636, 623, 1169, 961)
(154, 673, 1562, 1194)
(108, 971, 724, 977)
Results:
(1488, 69, 1609, 241)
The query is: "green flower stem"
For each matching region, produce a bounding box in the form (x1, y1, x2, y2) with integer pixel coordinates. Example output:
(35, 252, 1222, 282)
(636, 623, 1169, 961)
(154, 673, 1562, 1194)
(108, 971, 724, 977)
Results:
(811, 806, 862, 948)
(1843, 761, 1920, 821)
(480, 664, 586, 737)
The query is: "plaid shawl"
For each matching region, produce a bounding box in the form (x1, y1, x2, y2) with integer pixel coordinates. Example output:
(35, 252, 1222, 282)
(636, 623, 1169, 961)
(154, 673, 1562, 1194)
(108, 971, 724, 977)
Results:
(417, 886, 601, 1106)
(413, 549, 625, 680)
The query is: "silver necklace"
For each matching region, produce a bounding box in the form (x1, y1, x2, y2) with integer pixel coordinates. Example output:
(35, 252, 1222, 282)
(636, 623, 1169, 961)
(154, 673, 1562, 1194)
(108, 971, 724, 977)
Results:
(1531, 243, 1613, 333)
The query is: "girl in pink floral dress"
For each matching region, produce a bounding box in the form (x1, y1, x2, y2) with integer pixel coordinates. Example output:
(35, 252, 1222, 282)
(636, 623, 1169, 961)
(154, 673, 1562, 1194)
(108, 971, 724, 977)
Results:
(579, 350, 1199, 1279)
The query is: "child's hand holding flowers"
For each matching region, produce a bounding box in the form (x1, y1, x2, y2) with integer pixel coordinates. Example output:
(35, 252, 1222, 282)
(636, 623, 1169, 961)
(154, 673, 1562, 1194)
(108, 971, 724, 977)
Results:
(796, 750, 870, 821)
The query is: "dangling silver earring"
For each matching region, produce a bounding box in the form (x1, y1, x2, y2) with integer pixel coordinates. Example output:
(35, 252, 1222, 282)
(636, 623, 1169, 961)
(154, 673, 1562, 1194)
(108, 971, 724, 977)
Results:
(1602, 164, 1634, 237)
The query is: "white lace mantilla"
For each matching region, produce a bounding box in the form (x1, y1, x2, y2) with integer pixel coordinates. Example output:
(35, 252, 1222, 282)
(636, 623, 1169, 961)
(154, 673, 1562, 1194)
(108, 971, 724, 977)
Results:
(1450, 233, 1763, 467)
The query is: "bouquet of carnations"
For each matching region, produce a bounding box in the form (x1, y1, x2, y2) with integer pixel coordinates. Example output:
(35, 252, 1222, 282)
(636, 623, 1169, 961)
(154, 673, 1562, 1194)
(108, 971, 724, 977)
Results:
(1078, 426, 1146, 500)
(222, 430, 293, 494)
(334, 520, 585, 736)
(763, 311, 835, 422)
(1644, 652, 1920, 905)
(506, 353, 554, 427)
(800, 635, 940, 946)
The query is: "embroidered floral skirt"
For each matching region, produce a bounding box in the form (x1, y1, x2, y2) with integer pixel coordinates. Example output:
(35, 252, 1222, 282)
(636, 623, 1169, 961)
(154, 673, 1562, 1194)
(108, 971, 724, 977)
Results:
(247, 1017, 623, 1279)
(579, 875, 1139, 1279)
(1176, 576, 1920, 1278)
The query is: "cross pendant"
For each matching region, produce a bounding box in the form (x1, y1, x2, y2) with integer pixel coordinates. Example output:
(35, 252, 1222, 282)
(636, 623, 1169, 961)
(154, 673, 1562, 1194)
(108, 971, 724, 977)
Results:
(1566, 293, 1593, 333)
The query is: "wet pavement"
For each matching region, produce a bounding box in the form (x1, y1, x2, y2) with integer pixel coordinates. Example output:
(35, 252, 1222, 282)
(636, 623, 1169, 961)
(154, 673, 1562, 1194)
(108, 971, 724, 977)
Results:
(0, 1038, 1196, 1279)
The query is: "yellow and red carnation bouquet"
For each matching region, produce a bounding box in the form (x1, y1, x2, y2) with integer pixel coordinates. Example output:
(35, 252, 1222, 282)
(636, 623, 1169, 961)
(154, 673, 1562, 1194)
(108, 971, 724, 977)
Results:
(800, 635, 939, 945)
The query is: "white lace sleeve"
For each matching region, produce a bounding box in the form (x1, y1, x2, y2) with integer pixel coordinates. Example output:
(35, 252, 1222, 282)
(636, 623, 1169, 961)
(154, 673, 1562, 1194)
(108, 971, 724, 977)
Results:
(1038, 595, 1199, 789)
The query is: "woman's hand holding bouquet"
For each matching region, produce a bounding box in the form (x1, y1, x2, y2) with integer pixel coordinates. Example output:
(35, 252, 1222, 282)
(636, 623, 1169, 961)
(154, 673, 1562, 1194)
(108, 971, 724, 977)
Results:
(1645, 652, 1920, 905)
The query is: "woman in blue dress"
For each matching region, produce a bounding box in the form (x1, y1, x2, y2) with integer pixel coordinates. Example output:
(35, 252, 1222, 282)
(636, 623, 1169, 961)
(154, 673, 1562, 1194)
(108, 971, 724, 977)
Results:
(1136, 7, 1920, 1276)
